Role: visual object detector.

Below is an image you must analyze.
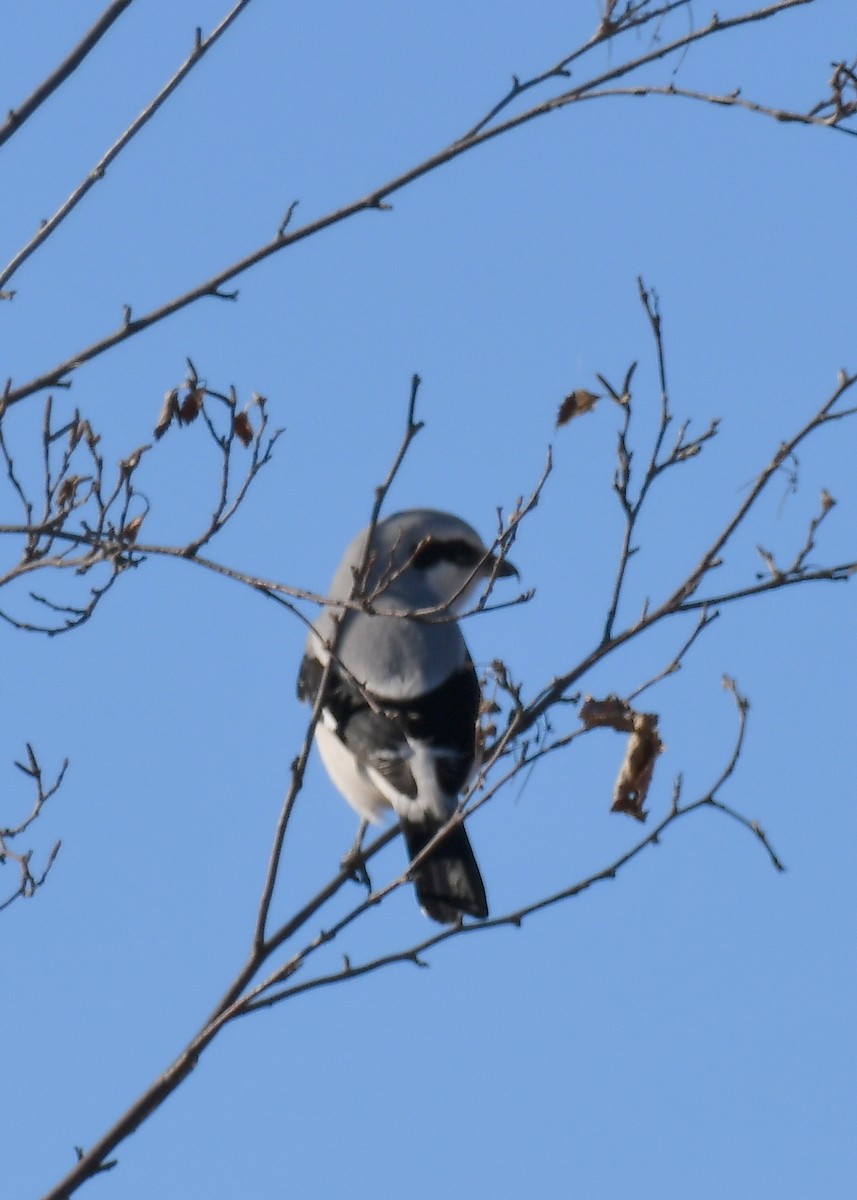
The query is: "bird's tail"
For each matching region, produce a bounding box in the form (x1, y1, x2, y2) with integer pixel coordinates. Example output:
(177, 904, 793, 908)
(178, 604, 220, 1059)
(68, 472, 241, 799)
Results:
(401, 819, 488, 924)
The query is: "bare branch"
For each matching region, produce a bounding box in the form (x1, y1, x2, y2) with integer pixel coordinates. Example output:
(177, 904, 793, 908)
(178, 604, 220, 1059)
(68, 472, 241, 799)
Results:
(1, 0, 838, 411)
(678, 560, 856, 610)
(458, 2, 720, 142)
(597, 279, 720, 642)
(576, 77, 857, 135)
(0, 1, 136, 149)
(0, 0, 258, 296)
(1, 746, 67, 913)
(627, 606, 719, 702)
(505, 305, 857, 747)
(667, 368, 857, 610)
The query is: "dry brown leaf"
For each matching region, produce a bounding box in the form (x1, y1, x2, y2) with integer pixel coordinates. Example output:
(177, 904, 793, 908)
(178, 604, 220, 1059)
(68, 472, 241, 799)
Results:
(611, 712, 663, 822)
(56, 476, 81, 508)
(233, 410, 253, 447)
(579, 694, 634, 733)
(69, 418, 99, 450)
(556, 389, 600, 428)
(179, 387, 204, 424)
(118, 444, 151, 478)
(120, 514, 145, 544)
(154, 389, 180, 440)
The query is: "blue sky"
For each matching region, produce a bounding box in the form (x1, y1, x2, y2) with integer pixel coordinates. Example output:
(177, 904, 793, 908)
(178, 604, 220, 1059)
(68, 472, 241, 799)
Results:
(2, 3, 855, 1198)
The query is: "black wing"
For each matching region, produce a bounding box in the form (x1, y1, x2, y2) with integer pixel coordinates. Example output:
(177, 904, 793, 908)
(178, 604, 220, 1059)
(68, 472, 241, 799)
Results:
(297, 652, 480, 799)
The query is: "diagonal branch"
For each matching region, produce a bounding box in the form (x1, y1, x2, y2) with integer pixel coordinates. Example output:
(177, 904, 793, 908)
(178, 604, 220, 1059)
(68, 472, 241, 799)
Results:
(666, 369, 857, 610)
(0, 1, 136, 151)
(240, 678, 778, 1013)
(0, 0, 258, 296)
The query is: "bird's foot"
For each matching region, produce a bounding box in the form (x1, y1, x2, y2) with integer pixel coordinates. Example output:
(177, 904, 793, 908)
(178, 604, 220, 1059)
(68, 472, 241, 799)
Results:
(341, 821, 372, 891)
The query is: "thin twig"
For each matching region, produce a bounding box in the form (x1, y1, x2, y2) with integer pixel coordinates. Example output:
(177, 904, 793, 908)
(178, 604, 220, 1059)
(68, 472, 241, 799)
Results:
(577, 79, 857, 135)
(666, 368, 857, 609)
(625, 605, 718, 702)
(1, 747, 68, 912)
(459, 2, 708, 141)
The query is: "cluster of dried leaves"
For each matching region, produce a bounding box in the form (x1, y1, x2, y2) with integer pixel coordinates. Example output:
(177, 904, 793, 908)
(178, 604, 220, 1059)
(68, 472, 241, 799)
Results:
(153, 358, 262, 448)
(0, 358, 279, 635)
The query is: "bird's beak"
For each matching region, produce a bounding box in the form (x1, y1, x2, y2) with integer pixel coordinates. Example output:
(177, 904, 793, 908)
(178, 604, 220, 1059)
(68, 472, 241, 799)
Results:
(490, 553, 518, 579)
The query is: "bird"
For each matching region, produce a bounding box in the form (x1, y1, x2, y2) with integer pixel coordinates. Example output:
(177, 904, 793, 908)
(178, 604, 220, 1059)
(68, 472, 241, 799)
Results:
(297, 509, 518, 923)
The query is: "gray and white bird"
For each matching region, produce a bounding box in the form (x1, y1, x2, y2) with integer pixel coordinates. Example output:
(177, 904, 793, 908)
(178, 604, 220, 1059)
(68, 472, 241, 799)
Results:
(297, 509, 517, 923)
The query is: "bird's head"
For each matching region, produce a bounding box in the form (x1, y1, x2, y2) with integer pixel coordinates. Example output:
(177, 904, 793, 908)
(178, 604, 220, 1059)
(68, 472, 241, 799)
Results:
(364, 509, 518, 615)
